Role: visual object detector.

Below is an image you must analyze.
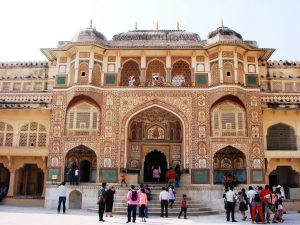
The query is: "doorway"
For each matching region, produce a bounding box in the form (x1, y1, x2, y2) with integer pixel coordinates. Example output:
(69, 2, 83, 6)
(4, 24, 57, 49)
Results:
(144, 150, 167, 182)
(80, 160, 90, 183)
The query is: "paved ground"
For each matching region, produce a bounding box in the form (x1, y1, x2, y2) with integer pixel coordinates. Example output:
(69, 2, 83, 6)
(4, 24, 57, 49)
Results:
(0, 206, 299, 225)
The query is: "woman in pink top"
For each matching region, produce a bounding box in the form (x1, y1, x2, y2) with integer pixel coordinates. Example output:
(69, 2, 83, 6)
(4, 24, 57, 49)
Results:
(139, 188, 148, 222)
(152, 166, 161, 183)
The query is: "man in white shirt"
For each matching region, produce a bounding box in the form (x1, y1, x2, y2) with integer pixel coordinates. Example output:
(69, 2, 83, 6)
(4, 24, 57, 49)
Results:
(247, 186, 256, 219)
(74, 168, 79, 185)
(225, 186, 237, 222)
(57, 182, 67, 213)
(159, 187, 169, 217)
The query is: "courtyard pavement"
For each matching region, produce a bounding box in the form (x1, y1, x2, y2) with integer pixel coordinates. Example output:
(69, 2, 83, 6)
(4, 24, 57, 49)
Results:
(0, 206, 299, 225)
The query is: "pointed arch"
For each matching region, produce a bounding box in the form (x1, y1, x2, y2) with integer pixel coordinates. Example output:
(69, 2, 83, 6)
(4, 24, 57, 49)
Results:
(267, 123, 297, 150)
(120, 60, 140, 86)
(171, 59, 192, 86)
(146, 60, 166, 86)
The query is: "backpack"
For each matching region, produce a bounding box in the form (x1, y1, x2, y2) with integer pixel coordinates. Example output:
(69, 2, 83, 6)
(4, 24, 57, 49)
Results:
(254, 192, 261, 203)
(131, 191, 137, 201)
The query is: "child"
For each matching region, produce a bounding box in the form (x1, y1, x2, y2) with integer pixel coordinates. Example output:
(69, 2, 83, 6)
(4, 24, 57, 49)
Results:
(178, 194, 187, 219)
(119, 170, 127, 187)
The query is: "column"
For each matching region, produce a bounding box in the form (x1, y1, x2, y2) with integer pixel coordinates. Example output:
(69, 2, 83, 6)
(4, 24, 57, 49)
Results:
(166, 55, 171, 84)
(74, 52, 80, 83)
(88, 52, 94, 84)
(234, 52, 238, 84)
(191, 56, 196, 86)
(7, 170, 15, 197)
(66, 57, 71, 86)
(206, 56, 211, 86)
(218, 52, 223, 83)
(101, 56, 108, 86)
(140, 56, 146, 85)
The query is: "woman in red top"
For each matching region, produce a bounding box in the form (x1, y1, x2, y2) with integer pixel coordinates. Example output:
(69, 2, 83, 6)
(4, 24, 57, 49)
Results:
(178, 194, 187, 219)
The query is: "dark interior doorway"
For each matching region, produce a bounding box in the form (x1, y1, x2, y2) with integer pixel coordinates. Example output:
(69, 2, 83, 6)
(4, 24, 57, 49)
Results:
(269, 174, 278, 187)
(144, 150, 167, 182)
(80, 160, 90, 182)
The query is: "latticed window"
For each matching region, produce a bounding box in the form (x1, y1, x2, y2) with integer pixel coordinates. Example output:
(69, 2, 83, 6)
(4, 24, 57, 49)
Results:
(19, 122, 47, 147)
(171, 60, 191, 86)
(0, 122, 13, 147)
(267, 123, 297, 150)
(120, 60, 140, 86)
(67, 102, 99, 136)
(212, 102, 245, 137)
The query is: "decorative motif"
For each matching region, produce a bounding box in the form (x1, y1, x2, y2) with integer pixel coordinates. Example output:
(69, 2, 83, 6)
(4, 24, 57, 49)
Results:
(220, 158, 232, 169)
(199, 159, 207, 168)
(106, 95, 114, 105)
(253, 158, 261, 168)
(198, 111, 205, 122)
(251, 111, 258, 123)
(56, 95, 64, 106)
(104, 142, 112, 155)
(53, 126, 61, 137)
(51, 157, 59, 167)
(130, 159, 139, 168)
(252, 126, 259, 138)
(105, 126, 112, 138)
(106, 110, 113, 122)
(198, 142, 207, 155)
(250, 96, 258, 106)
(54, 111, 62, 122)
(199, 126, 206, 138)
(52, 141, 60, 153)
(104, 158, 111, 167)
(147, 125, 165, 139)
(198, 95, 205, 106)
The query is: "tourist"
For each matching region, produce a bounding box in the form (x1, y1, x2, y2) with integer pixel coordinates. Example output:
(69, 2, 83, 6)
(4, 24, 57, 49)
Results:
(126, 185, 138, 223)
(178, 194, 187, 219)
(74, 167, 79, 185)
(223, 186, 229, 211)
(0, 183, 8, 201)
(139, 188, 148, 222)
(120, 170, 128, 187)
(250, 186, 265, 224)
(168, 167, 176, 185)
(261, 185, 272, 222)
(57, 181, 67, 214)
(165, 169, 170, 184)
(168, 182, 176, 208)
(98, 182, 107, 222)
(159, 186, 169, 217)
(144, 184, 152, 218)
(152, 166, 161, 183)
(247, 186, 256, 219)
(225, 186, 237, 222)
(138, 184, 144, 217)
(237, 189, 248, 221)
(105, 186, 116, 217)
(175, 164, 181, 187)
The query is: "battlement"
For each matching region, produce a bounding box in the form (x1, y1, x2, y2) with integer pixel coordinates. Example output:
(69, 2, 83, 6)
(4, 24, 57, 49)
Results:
(0, 61, 49, 68)
(267, 60, 300, 67)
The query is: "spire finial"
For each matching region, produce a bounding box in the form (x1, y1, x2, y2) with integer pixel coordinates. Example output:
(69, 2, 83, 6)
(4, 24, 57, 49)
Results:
(220, 19, 224, 28)
(90, 19, 93, 29)
(156, 21, 159, 30)
(135, 21, 138, 30)
(177, 21, 180, 30)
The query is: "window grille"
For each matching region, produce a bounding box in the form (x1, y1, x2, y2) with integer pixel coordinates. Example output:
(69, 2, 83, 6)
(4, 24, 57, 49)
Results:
(19, 122, 47, 147)
(0, 122, 13, 147)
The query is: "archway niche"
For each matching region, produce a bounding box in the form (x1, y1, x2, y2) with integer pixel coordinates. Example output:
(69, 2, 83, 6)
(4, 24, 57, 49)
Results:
(213, 146, 247, 185)
(65, 145, 97, 183)
(69, 190, 82, 209)
(15, 164, 44, 196)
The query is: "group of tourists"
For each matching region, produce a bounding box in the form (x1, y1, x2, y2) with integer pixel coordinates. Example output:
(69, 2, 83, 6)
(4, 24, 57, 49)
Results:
(68, 162, 79, 185)
(152, 165, 181, 186)
(223, 184, 285, 223)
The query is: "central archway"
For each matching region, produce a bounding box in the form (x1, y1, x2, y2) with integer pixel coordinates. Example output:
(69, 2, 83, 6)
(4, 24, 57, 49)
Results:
(144, 150, 167, 182)
(65, 145, 97, 183)
(213, 146, 247, 185)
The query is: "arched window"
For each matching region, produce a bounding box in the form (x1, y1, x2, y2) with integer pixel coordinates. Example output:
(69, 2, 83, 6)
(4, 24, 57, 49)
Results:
(267, 123, 297, 150)
(212, 101, 246, 137)
(223, 61, 234, 84)
(120, 60, 140, 86)
(171, 60, 191, 86)
(0, 122, 13, 147)
(92, 63, 102, 86)
(210, 62, 220, 85)
(67, 102, 99, 136)
(19, 122, 47, 147)
(146, 60, 166, 86)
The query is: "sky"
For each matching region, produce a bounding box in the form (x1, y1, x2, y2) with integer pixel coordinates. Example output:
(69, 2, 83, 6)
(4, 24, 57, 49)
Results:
(0, 0, 299, 61)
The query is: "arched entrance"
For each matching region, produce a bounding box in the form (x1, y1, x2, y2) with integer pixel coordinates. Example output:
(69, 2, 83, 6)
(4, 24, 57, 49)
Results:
(65, 145, 97, 183)
(69, 190, 82, 209)
(144, 150, 167, 182)
(15, 164, 44, 196)
(213, 146, 247, 185)
(0, 163, 10, 188)
(269, 166, 299, 199)
(125, 106, 184, 183)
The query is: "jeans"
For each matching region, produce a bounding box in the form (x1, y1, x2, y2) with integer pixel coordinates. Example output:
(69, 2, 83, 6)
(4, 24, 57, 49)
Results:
(161, 200, 168, 217)
(127, 204, 137, 222)
(178, 207, 187, 218)
(226, 202, 235, 221)
(98, 202, 105, 221)
(57, 196, 66, 213)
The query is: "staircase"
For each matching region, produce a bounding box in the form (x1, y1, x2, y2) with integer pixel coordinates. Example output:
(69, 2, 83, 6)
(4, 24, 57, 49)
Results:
(87, 184, 220, 216)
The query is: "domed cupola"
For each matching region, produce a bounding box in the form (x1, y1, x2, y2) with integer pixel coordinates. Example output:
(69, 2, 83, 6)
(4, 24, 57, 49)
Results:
(71, 20, 107, 43)
(207, 20, 243, 44)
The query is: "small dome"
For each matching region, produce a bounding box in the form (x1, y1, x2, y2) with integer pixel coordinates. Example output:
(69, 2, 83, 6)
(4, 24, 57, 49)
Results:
(207, 26, 243, 43)
(112, 30, 200, 42)
(72, 28, 107, 43)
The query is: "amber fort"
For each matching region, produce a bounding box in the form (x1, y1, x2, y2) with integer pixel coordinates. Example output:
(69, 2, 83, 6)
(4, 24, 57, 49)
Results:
(0, 21, 300, 211)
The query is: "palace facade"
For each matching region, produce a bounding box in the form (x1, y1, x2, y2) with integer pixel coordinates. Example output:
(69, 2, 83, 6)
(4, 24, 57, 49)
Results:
(1, 23, 300, 207)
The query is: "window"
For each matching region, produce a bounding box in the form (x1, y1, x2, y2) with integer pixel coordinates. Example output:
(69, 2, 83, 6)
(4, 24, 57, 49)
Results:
(81, 71, 86, 77)
(19, 122, 47, 147)
(226, 72, 231, 77)
(267, 123, 297, 150)
(212, 101, 245, 137)
(67, 102, 99, 136)
(0, 122, 13, 147)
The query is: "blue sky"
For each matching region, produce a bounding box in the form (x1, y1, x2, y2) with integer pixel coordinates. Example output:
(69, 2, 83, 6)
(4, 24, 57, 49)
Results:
(0, 0, 299, 61)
